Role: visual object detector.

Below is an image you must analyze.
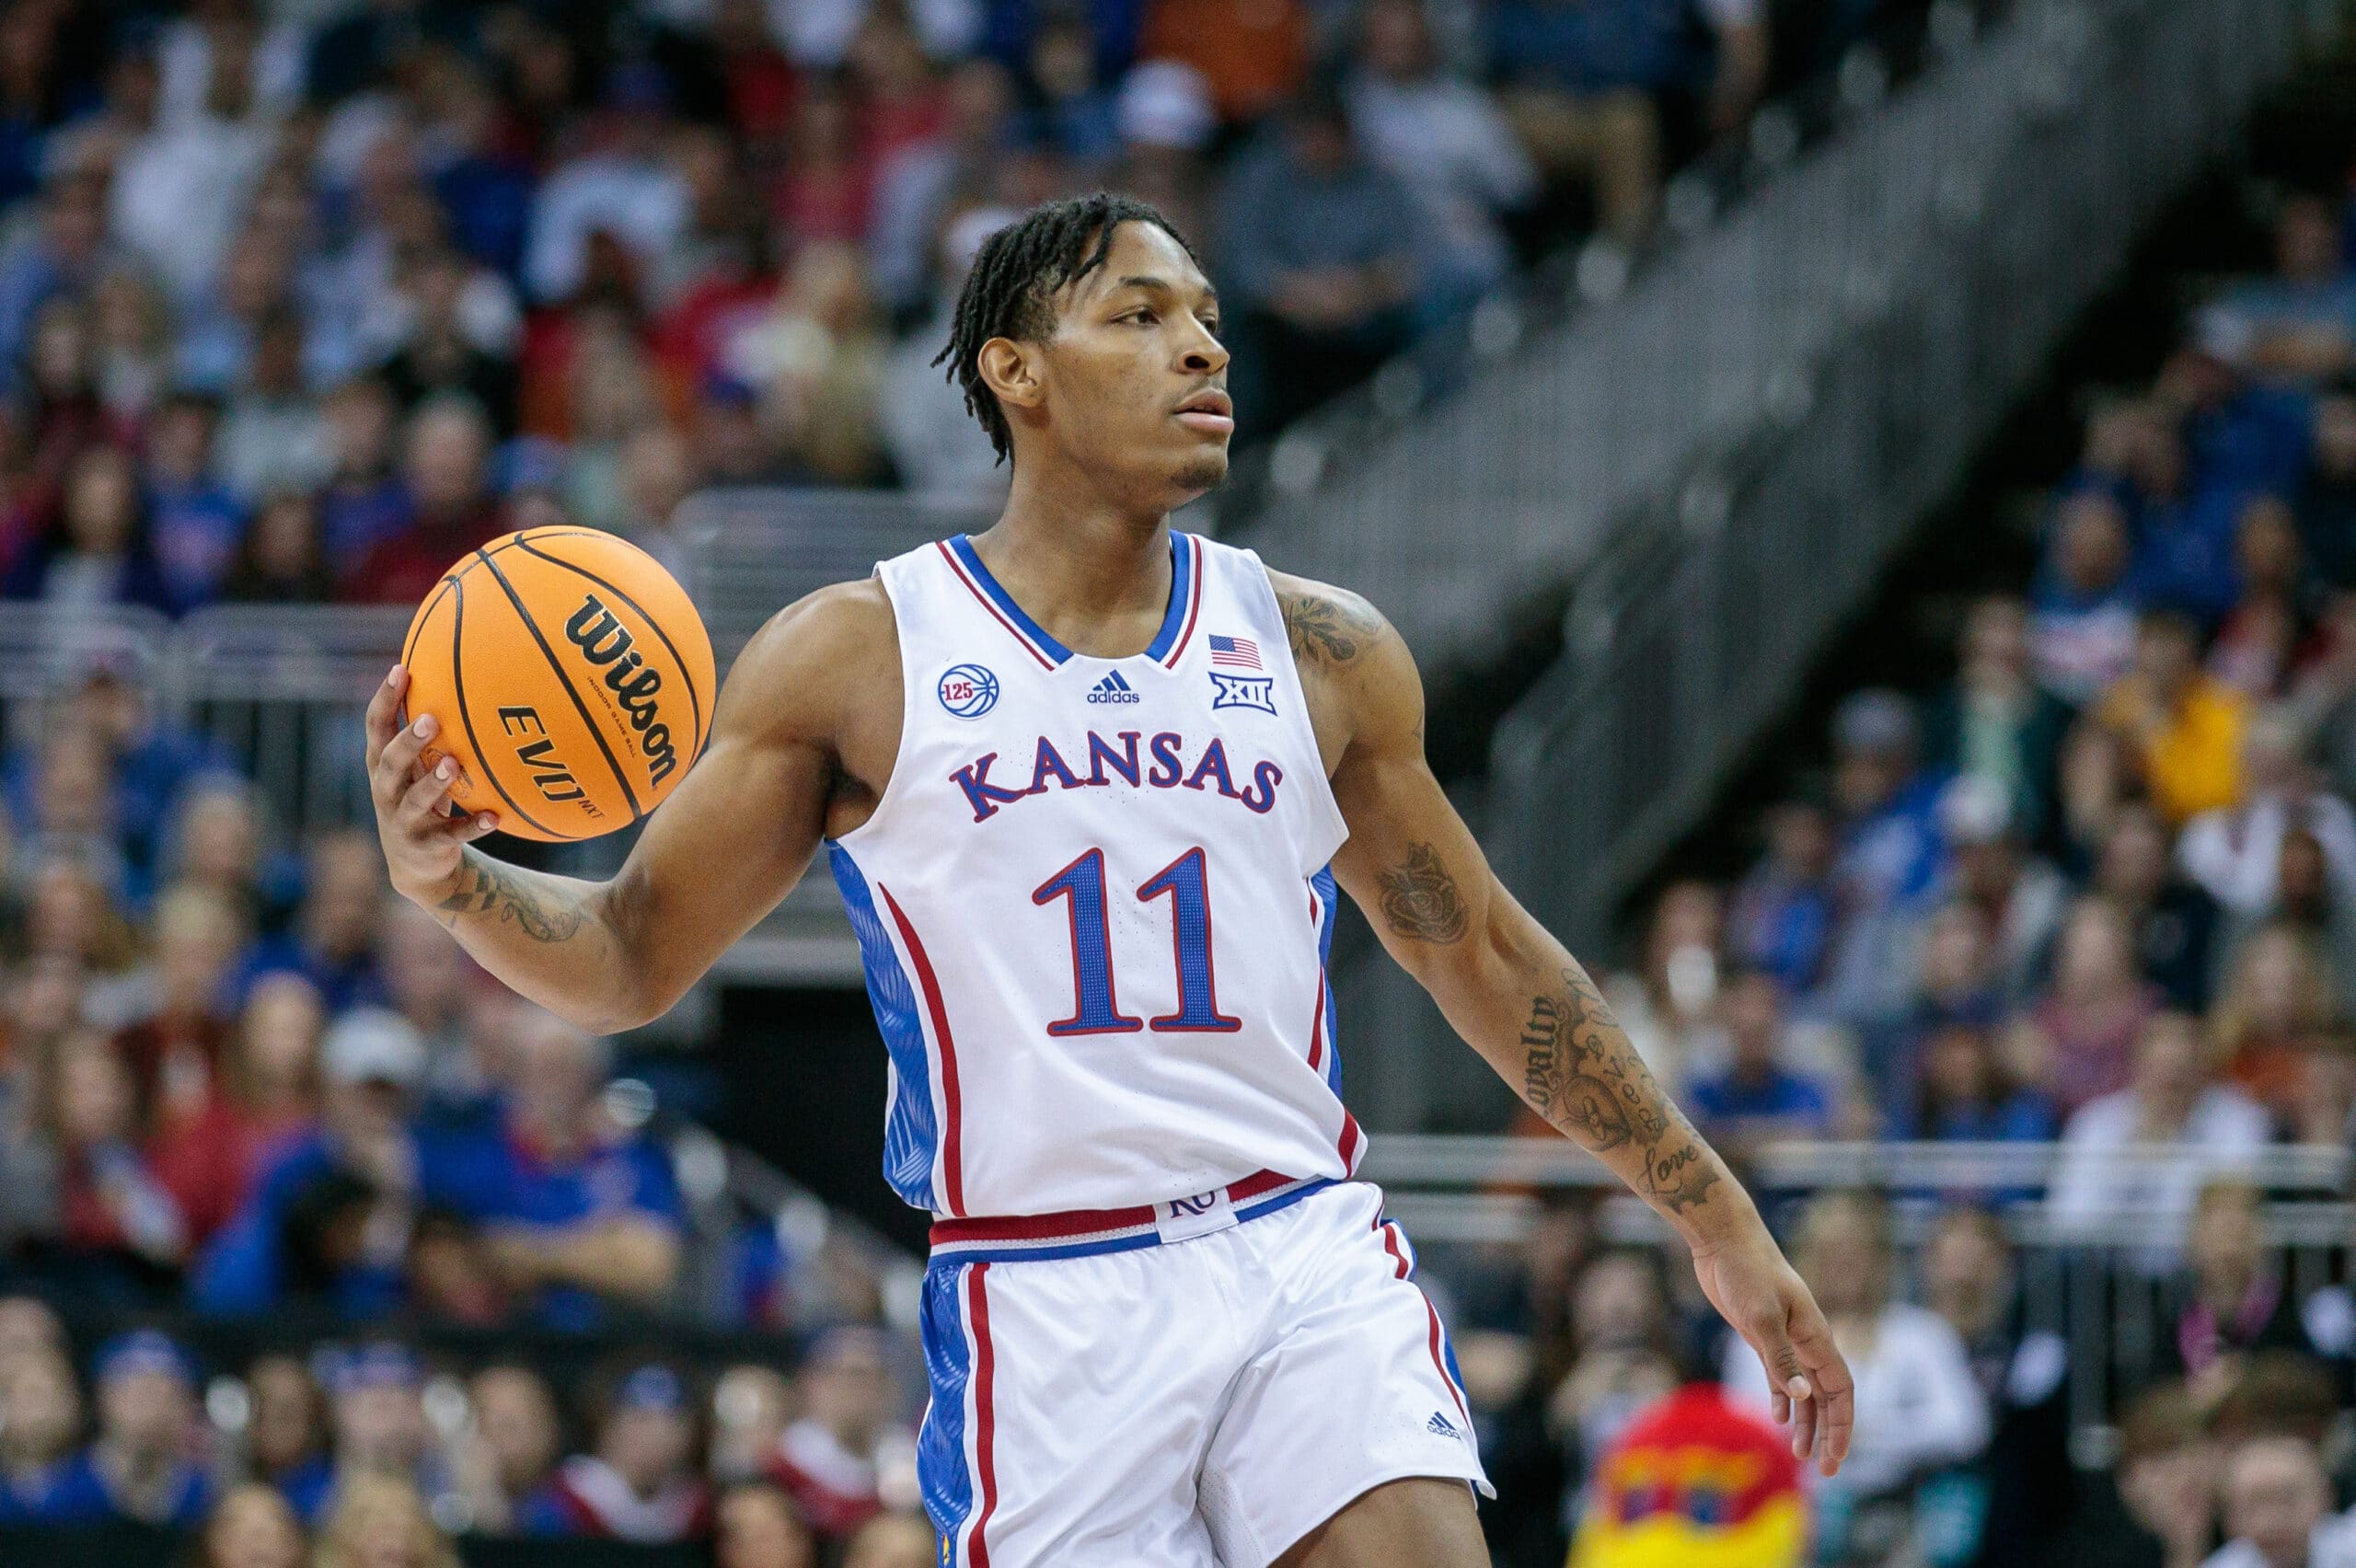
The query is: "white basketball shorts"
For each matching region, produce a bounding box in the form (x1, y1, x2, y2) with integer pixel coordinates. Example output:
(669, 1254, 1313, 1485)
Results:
(915, 1175, 1492, 1567)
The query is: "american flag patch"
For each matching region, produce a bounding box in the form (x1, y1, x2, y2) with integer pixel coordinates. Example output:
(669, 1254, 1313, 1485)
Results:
(1208, 634, 1262, 670)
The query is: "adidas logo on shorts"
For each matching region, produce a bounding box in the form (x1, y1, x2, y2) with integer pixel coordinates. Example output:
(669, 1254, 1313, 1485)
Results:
(1426, 1412, 1461, 1440)
(1087, 671, 1142, 705)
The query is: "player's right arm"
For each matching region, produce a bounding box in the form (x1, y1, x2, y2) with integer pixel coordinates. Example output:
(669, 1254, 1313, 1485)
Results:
(364, 581, 896, 1033)
(1275, 570, 1854, 1476)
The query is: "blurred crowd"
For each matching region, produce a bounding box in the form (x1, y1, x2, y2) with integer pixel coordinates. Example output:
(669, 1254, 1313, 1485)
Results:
(1458, 1179, 2356, 1568)
(1590, 186, 2356, 1206)
(0, 647, 865, 1335)
(0, 1299, 941, 1565)
(1432, 150, 2356, 1568)
(10, 0, 2337, 1564)
(0, 0, 1870, 621)
(0, 638, 925, 1565)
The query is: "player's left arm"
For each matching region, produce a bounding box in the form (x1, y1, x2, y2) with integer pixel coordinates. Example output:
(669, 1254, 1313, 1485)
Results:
(1273, 571, 1854, 1476)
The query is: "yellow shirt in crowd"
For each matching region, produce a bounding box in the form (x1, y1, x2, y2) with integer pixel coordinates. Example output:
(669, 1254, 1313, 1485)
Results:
(2094, 673, 2248, 824)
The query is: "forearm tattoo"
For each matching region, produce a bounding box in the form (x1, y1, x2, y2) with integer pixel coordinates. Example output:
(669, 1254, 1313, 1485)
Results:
(1521, 963, 1723, 1216)
(1277, 588, 1384, 669)
(1377, 842, 1469, 944)
(434, 850, 585, 942)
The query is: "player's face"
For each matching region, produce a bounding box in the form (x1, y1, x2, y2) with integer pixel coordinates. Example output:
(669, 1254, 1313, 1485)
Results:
(1036, 222, 1230, 503)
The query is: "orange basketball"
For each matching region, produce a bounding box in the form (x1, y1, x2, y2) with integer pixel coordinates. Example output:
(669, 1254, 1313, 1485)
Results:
(400, 528, 715, 843)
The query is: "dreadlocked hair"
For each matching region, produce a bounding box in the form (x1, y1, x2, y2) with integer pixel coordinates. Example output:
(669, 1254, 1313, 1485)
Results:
(932, 192, 1204, 463)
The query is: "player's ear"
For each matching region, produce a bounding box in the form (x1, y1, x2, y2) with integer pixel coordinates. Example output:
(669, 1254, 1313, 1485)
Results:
(977, 337, 1043, 413)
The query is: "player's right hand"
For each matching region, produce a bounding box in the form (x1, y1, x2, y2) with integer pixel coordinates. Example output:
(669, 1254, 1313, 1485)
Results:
(366, 663, 502, 905)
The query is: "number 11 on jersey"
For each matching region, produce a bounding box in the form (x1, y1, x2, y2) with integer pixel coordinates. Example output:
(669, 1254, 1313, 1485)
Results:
(1034, 846, 1243, 1038)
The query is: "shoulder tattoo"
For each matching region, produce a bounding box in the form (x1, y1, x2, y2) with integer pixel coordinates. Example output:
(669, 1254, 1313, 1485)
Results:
(1277, 588, 1386, 670)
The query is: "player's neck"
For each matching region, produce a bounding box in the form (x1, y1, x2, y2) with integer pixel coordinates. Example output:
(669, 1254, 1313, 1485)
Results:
(972, 472, 1173, 643)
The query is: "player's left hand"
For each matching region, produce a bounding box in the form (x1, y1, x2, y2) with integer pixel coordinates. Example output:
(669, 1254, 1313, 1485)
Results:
(1689, 1229, 1854, 1477)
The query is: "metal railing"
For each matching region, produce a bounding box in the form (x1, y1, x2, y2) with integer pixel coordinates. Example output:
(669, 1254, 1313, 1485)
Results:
(1200, 0, 2016, 522)
(0, 603, 927, 1286)
(1360, 1133, 2352, 1193)
(1485, 0, 2327, 961)
(0, 565, 898, 984)
(1234, 0, 2324, 676)
(1363, 1134, 2356, 1436)
(0, 665, 915, 1322)
(657, 1101, 925, 1331)
(674, 487, 991, 665)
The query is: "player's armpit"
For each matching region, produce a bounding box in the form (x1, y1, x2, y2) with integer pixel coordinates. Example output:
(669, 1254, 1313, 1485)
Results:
(1298, 580, 1499, 963)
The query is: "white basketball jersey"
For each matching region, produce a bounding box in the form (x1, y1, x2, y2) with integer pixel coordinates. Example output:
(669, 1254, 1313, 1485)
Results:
(827, 531, 1364, 1220)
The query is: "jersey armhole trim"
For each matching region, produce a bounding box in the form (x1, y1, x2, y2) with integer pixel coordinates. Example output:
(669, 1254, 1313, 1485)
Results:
(827, 559, 920, 852)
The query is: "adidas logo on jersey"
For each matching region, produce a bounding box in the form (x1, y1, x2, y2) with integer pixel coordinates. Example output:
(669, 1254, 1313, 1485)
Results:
(1087, 672, 1142, 705)
(1426, 1412, 1461, 1440)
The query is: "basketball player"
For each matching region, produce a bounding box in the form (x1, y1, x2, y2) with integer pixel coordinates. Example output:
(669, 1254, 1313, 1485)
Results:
(364, 194, 1851, 1566)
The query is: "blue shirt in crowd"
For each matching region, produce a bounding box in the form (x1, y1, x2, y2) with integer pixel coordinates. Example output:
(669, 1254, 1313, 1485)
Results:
(2185, 383, 2313, 498)
(420, 1117, 686, 1332)
(148, 478, 248, 609)
(1685, 1066, 1833, 1133)
(276, 1454, 337, 1527)
(1486, 0, 1703, 92)
(0, 1449, 211, 1528)
(2127, 490, 2246, 626)
(191, 1123, 474, 1320)
(0, 1454, 112, 1526)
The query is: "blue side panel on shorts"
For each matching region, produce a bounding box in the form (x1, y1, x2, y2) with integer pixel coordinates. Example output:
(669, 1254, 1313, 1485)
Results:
(918, 1261, 976, 1541)
(1312, 864, 1343, 1096)
(1385, 1216, 1474, 1412)
(828, 842, 940, 1209)
(1438, 1326, 1470, 1404)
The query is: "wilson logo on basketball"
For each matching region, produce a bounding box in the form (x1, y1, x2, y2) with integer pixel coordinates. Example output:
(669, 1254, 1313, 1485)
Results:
(564, 594, 681, 785)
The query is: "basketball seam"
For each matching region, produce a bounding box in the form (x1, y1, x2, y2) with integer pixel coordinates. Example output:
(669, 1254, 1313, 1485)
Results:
(481, 528, 606, 554)
(401, 574, 458, 677)
(485, 530, 606, 560)
(476, 548, 648, 823)
(513, 536, 708, 758)
(450, 572, 568, 841)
